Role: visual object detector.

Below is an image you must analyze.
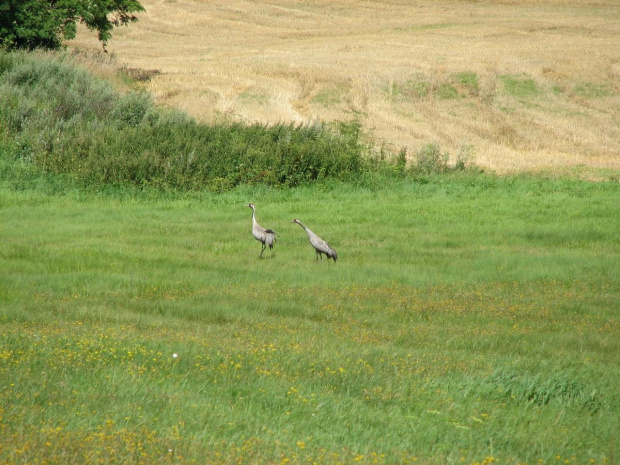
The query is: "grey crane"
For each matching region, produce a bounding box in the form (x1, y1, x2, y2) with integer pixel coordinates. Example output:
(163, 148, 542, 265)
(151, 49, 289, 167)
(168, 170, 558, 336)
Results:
(292, 219, 337, 262)
(248, 203, 276, 257)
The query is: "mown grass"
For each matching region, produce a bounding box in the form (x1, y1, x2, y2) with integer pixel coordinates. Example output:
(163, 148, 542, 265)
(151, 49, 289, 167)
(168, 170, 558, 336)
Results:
(1, 174, 619, 464)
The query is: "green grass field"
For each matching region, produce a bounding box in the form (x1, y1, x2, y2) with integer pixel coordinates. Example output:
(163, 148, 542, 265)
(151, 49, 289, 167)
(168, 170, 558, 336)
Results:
(2, 175, 619, 464)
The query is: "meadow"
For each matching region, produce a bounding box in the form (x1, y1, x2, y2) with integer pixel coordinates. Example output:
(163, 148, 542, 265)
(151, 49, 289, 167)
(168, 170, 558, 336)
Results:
(1, 174, 619, 464)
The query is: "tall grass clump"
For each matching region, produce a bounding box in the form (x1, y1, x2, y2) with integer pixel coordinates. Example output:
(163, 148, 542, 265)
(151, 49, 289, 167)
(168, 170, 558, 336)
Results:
(0, 51, 383, 191)
(413, 142, 450, 174)
(408, 142, 474, 174)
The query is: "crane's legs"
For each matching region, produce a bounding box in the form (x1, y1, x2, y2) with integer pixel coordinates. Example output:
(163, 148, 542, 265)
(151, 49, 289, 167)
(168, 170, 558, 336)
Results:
(260, 243, 266, 257)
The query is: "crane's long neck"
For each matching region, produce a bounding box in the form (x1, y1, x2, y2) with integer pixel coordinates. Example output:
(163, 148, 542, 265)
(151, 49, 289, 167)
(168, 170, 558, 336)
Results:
(296, 221, 311, 235)
(251, 207, 258, 226)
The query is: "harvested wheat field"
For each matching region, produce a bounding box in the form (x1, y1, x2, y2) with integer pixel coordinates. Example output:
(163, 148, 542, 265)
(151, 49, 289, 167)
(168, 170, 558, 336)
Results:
(70, 0, 620, 173)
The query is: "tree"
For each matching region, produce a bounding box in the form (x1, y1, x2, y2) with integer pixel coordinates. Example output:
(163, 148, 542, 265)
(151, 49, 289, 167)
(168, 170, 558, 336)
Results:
(0, 0, 145, 51)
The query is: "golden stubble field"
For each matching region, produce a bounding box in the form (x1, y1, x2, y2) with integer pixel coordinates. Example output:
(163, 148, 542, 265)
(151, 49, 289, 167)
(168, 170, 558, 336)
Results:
(70, 0, 620, 173)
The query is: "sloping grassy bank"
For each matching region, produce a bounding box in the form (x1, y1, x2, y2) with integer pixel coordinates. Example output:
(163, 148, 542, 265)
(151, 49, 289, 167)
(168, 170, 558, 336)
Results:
(0, 51, 402, 192)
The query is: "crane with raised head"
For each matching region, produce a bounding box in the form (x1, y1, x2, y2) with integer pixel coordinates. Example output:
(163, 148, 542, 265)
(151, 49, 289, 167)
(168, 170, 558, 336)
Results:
(247, 203, 276, 257)
(292, 219, 337, 262)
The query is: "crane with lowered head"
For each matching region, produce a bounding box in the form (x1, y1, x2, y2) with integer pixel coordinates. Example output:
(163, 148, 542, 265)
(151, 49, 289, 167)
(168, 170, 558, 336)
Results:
(292, 219, 337, 262)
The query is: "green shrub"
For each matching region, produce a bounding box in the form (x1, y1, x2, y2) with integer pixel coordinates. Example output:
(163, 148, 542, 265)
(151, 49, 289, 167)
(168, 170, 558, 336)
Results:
(0, 51, 117, 132)
(412, 143, 450, 174)
(1, 51, 478, 192)
(110, 91, 153, 127)
(0, 51, 387, 190)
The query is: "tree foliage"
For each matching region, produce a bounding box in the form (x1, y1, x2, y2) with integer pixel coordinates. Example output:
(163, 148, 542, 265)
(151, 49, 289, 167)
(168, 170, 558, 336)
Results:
(0, 0, 145, 51)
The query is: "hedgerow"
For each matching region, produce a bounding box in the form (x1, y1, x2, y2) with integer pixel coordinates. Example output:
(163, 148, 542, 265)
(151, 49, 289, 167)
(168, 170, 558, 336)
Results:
(0, 51, 469, 192)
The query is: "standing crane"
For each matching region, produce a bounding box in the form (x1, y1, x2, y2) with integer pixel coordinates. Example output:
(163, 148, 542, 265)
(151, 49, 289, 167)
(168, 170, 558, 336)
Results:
(292, 219, 337, 262)
(247, 203, 276, 257)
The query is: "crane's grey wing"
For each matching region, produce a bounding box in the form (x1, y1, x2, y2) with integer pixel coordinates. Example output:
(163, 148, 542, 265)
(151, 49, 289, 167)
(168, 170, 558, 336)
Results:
(316, 235, 336, 260)
(311, 236, 332, 254)
(264, 230, 276, 247)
